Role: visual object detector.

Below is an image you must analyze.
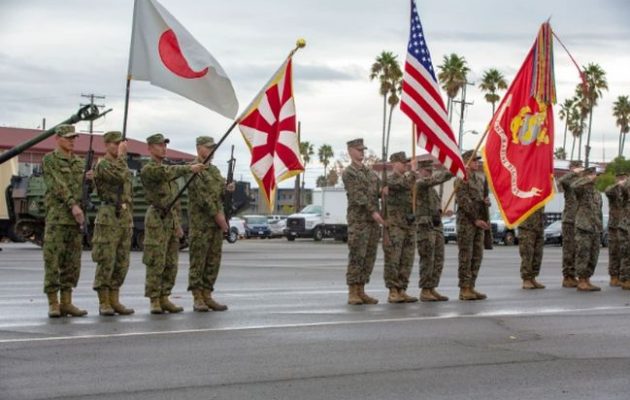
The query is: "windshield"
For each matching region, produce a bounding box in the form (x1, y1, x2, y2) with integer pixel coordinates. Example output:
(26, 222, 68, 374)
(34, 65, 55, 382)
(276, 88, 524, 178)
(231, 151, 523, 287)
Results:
(245, 216, 267, 225)
(300, 205, 322, 214)
(546, 220, 562, 230)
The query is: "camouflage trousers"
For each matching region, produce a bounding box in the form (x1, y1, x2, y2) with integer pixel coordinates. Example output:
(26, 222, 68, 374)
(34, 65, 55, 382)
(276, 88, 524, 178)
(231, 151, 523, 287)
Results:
(92, 223, 132, 290)
(518, 228, 544, 279)
(142, 215, 180, 299)
(618, 228, 630, 282)
(383, 225, 415, 289)
(346, 220, 380, 285)
(456, 219, 484, 288)
(416, 224, 445, 289)
(561, 221, 576, 278)
(575, 228, 600, 279)
(42, 223, 82, 293)
(188, 227, 223, 291)
(608, 227, 621, 277)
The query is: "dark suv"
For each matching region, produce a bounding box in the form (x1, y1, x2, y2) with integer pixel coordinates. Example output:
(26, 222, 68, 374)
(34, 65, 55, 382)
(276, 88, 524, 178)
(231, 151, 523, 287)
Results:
(243, 215, 272, 239)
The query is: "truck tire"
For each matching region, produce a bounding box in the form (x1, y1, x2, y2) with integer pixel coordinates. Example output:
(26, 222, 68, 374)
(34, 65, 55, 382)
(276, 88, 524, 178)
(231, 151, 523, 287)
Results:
(287, 236, 296, 241)
(504, 231, 516, 246)
(313, 227, 323, 241)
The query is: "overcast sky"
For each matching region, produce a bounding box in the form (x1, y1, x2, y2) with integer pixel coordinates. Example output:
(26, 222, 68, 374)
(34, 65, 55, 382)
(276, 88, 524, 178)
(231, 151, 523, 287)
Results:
(1, 0, 629, 188)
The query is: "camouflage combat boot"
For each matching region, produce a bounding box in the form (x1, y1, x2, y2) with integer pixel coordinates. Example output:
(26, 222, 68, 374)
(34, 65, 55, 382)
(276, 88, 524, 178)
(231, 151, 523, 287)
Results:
(610, 276, 621, 287)
(97, 288, 115, 316)
(522, 279, 536, 290)
(458, 286, 477, 301)
(160, 296, 184, 313)
(357, 284, 378, 304)
(60, 290, 88, 317)
(387, 287, 405, 303)
(471, 287, 487, 300)
(202, 289, 228, 311)
(347, 285, 363, 305)
(46, 291, 61, 318)
(192, 289, 209, 312)
(420, 288, 438, 302)
(431, 288, 449, 301)
(150, 297, 163, 314)
(562, 276, 579, 288)
(398, 289, 418, 303)
(577, 278, 601, 292)
(531, 278, 546, 289)
(109, 289, 134, 315)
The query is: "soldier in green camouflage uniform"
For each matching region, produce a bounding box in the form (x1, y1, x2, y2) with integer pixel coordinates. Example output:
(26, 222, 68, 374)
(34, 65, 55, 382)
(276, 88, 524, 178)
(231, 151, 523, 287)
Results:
(187, 136, 233, 312)
(342, 138, 384, 305)
(415, 159, 452, 302)
(518, 208, 546, 289)
(140, 133, 206, 314)
(91, 131, 135, 316)
(454, 150, 490, 301)
(617, 178, 630, 290)
(604, 172, 627, 287)
(42, 124, 89, 318)
(556, 161, 583, 287)
(383, 151, 417, 304)
(572, 167, 603, 292)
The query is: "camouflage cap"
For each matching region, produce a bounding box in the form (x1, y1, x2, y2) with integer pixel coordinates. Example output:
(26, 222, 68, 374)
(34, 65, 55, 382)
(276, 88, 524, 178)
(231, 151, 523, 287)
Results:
(389, 151, 409, 163)
(569, 160, 583, 168)
(462, 150, 481, 162)
(583, 166, 597, 175)
(196, 136, 215, 148)
(615, 171, 628, 177)
(146, 133, 170, 145)
(417, 159, 434, 169)
(346, 138, 367, 150)
(55, 124, 78, 138)
(103, 131, 123, 143)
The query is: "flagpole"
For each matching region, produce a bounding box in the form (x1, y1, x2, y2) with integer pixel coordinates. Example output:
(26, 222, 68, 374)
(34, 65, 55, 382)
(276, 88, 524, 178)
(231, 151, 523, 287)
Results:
(121, 76, 132, 140)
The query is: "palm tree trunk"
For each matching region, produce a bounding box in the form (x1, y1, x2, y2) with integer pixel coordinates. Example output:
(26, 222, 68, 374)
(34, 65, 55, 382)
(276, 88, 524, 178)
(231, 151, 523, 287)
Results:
(578, 127, 583, 161)
(570, 135, 576, 160)
(385, 104, 395, 157)
(447, 97, 453, 124)
(381, 95, 387, 162)
(491, 102, 496, 118)
(585, 109, 594, 167)
(618, 129, 623, 158)
(562, 122, 569, 155)
(293, 174, 301, 212)
(622, 131, 627, 158)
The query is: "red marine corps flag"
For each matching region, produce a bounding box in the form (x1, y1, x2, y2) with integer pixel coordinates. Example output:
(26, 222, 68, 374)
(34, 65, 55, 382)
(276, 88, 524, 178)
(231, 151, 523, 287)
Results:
(483, 23, 556, 228)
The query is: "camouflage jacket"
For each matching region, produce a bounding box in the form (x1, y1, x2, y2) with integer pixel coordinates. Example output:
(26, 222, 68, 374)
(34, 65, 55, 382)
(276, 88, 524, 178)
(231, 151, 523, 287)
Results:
(188, 158, 224, 231)
(342, 163, 381, 224)
(94, 156, 133, 227)
(557, 171, 580, 223)
(518, 207, 544, 231)
(415, 170, 452, 226)
(617, 180, 630, 232)
(604, 182, 624, 229)
(42, 149, 85, 225)
(571, 177, 602, 233)
(454, 172, 485, 225)
(386, 171, 416, 228)
(140, 159, 190, 227)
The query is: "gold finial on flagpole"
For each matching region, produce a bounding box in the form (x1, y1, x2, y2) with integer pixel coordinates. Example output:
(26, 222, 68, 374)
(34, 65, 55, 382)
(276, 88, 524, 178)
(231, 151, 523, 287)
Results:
(289, 38, 307, 58)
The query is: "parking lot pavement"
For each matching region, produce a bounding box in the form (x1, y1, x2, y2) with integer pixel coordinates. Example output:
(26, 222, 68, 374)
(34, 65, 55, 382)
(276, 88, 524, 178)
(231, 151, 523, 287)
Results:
(1, 240, 629, 399)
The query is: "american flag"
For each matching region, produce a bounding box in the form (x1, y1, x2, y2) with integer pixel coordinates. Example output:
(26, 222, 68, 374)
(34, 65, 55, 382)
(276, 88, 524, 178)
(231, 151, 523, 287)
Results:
(400, 0, 466, 178)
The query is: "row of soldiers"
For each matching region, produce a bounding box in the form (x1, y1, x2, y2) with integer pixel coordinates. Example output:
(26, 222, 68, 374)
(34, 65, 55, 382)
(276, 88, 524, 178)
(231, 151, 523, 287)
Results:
(342, 137, 630, 306)
(42, 124, 232, 317)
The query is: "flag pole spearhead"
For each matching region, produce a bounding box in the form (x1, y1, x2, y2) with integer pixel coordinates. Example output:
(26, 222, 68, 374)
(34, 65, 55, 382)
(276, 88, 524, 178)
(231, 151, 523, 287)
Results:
(289, 38, 306, 58)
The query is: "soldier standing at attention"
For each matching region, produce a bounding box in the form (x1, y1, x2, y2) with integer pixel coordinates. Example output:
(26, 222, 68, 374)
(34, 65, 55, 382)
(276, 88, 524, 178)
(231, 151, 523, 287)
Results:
(604, 171, 627, 287)
(383, 151, 417, 304)
(42, 124, 89, 318)
(342, 138, 385, 305)
(454, 150, 490, 301)
(91, 131, 135, 316)
(556, 161, 583, 287)
(572, 167, 603, 292)
(617, 177, 630, 290)
(518, 208, 546, 290)
(415, 159, 452, 302)
(187, 136, 233, 312)
(140, 133, 206, 314)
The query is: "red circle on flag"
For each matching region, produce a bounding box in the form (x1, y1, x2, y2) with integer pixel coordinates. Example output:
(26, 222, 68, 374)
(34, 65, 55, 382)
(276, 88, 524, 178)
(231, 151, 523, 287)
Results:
(158, 29, 208, 79)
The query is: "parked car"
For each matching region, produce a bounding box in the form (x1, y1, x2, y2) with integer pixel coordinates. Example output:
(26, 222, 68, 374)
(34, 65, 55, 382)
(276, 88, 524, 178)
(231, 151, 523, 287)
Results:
(543, 215, 609, 247)
(269, 218, 287, 238)
(267, 215, 286, 224)
(442, 216, 456, 243)
(227, 217, 245, 243)
(242, 215, 272, 238)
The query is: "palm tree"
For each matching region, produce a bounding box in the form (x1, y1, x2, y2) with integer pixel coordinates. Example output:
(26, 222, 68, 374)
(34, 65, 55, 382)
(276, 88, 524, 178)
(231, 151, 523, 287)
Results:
(613, 95, 630, 156)
(294, 140, 314, 210)
(437, 53, 470, 122)
(370, 51, 403, 161)
(478, 68, 508, 116)
(568, 106, 585, 161)
(318, 144, 334, 184)
(580, 63, 608, 166)
(558, 97, 575, 156)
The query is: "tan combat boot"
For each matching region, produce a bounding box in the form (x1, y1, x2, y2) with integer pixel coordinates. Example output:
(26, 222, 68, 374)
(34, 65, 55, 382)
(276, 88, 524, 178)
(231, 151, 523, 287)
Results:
(431, 288, 449, 301)
(419, 288, 438, 302)
(586, 278, 601, 291)
(47, 291, 61, 318)
(97, 288, 115, 316)
(192, 289, 209, 312)
(387, 287, 405, 303)
(562, 276, 579, 288)
(202, 289, 228, 311)
(471, 287, 487, 300)
(610, 276, 621, 287)
(398, 289, 418, 303)
(577, 278, 601, 292)
(522, 279, 536, 290)
(459, 286, 477, 301)
(347, 284, 363, 305)
(109, 289, 134, 315)
(160, 296, 184, 313)
(357, 284, 378, 304)
(531, 278, 546, 289)
(60, 290, 88, 317)
(621, 280, 630, 290)
(150, 297, 163, 314)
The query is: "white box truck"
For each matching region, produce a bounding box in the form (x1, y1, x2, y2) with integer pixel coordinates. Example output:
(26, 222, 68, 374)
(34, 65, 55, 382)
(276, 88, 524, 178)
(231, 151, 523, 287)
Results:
(285, 187, 348, 241)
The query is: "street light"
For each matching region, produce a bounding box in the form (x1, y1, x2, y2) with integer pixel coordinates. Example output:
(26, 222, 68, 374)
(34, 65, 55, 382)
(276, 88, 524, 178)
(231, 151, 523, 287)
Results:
(459, 129, 480, 150)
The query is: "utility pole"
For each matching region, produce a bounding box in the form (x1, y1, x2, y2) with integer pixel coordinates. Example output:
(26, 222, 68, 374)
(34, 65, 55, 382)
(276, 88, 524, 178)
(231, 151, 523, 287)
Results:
(80, 93, 106, 133)
(452, 81, 474, 150)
